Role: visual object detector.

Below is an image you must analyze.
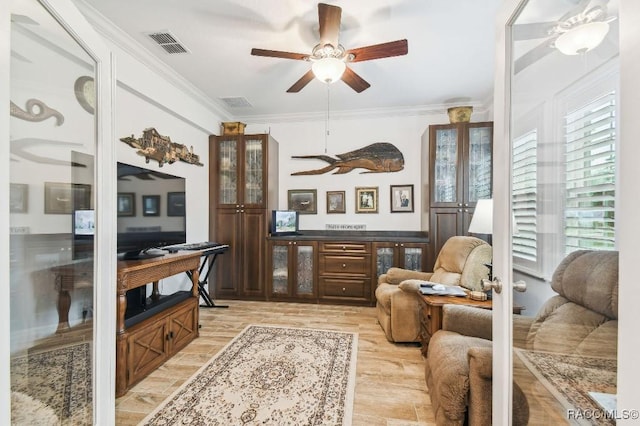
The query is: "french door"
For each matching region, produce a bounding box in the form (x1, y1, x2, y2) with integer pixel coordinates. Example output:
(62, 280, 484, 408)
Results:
(493, 0, 639, 424)
(2, 0, 115, 423)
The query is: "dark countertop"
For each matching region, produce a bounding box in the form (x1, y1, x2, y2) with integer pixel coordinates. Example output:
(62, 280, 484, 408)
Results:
(268, 230, 429, 243)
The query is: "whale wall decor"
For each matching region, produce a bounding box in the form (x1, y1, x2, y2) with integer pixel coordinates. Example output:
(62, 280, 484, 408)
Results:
(291, 142, 404, 175)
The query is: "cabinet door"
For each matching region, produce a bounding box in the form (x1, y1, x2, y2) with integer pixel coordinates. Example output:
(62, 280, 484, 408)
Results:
(269, 240, 291, 297)
(464, 122, 493, 205)
(214, 209, 241, 297)
(399, 243, 429, 272)
(430, 124, 463, 207)
(373, 242, 397, 280)
(127, 319, 168, 387)
(168, 301, 198, 354)
(242, 137, 266, 208)
(293, 242, 316, 298)
(215, 136, 240, 207)
(429, 208, 470, 263)
(241, 209, 266, 297)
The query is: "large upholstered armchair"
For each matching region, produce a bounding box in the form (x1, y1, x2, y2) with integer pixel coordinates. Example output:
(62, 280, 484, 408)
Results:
(424, 249, 618, 426)
(375, 236, 492, 343)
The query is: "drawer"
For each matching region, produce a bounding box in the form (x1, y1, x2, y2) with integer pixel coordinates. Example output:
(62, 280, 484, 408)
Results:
(319, 254, 370, 276)
(319, 277, 371, 300)
(320, 242, 370, 254)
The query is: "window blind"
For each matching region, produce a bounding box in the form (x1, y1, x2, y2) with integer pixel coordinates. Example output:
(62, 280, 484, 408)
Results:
(512, 129, 537, 262)
(564, 92, 616, 253)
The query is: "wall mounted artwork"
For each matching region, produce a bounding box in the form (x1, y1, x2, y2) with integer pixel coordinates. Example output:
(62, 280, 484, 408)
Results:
(120, 128, 204, 167)
(291, 142, 404, 175)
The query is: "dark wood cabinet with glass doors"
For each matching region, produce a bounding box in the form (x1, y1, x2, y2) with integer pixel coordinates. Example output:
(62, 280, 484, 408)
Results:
(209, 133, 279, 300)
(267, 239, 317, 301)
(428, 122, 492, 266)
(372, 242, 430, 281)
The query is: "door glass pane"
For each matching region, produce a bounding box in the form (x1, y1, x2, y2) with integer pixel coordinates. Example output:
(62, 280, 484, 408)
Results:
(244, 138, 263, 204)
(218, 139, 237, 204)
(467, 126, 492, 202)
(10, 0, 96, 423)
(272, 245, 288, 294)
(402, 247, 423, 271)
(295, 245, 314, 295)
(433, 128, 458, 202)
(510, 0, 619, 424)
(376, 247, 394, 278)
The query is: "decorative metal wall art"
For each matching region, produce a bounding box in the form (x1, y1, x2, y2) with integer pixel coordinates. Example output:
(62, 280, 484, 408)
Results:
(120, 128, 203, 167)
(291, 142, 404, 175)
(10, 99, 64, 125)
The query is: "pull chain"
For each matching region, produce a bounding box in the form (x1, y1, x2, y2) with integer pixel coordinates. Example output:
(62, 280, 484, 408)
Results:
(325, 84, 330, 153)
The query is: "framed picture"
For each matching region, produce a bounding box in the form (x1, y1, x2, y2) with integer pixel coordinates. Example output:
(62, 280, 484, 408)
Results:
(45, 182, 91, 214)
(10, 183, 28, 213)
(390, 184, 414, 213)
(167, 192, 186, 216)
(355, 187, 378, 213)
(117, 192, 135, 217)
(326, 191, 346, 214)
(142, 195, 160, 216)
(288, 189, 317, 214)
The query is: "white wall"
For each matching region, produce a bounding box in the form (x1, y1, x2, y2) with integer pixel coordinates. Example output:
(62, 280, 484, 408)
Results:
(246, 108, 490, 232)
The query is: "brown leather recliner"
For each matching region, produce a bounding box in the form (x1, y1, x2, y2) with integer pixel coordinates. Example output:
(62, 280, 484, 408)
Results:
(375, 236, 492, 343)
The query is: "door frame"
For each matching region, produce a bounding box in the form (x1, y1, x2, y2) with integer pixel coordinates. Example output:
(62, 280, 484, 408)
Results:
(1, 0, 116, 423)
(492, 0, 640, 424)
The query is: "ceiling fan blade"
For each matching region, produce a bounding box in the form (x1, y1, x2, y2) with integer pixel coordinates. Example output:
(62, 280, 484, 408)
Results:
(513, 36, 558, 74)
(251, 48, 308, 61)
(347, 39, 408, 63)
(560, 0, 591, 22)
(512, 22, 558, 41)
(287, 70, 316, 93)
(341, 67, 370, 93)
(318, 3, 342, 47)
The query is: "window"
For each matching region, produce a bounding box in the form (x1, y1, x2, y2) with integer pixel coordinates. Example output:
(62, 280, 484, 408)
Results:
(512, 130, 537, 263)
(564, 92, 616, 253)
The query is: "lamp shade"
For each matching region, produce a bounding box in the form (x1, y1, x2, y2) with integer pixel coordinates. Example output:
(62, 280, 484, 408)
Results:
(311, 57, 346, 84)
(555, 21, 610, 55)
(468, 199, 493, 234)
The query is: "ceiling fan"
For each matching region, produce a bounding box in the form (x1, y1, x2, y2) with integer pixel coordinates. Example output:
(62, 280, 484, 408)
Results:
(513, 0, 615, 74)
(250, 3, 408, 93)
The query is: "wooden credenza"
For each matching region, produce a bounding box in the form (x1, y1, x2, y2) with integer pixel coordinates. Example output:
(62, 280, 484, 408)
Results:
(267, 231, 430, 306)
(115, 252, 201, 397)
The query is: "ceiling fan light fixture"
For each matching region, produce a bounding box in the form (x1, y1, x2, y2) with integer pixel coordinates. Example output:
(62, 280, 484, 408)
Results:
(311, 57, 346, 84)
(555, 21, 610, 55)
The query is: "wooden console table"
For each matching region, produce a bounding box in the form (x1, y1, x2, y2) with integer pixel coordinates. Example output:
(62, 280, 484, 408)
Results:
(115, 252, 201, 397)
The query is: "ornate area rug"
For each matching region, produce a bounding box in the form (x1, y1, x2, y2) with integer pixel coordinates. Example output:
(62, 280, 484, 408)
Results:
(141, 325, 358, 425)
(11, 341, 93, 425)
(516, 349, 617, 426)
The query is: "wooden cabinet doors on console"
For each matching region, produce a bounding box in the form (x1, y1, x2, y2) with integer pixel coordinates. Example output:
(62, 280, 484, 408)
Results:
(209, 133, 279, 300)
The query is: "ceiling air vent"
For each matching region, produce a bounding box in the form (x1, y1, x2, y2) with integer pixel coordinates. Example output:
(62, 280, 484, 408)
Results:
(220, 97, 253, 108)
(146, 31, 189, 54)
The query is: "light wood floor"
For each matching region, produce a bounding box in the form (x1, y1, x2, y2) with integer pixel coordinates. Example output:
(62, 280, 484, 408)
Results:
(115, 300, 436, 425)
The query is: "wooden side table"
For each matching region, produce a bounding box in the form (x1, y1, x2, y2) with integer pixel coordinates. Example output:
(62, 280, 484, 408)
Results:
(418, 294, 524, 356)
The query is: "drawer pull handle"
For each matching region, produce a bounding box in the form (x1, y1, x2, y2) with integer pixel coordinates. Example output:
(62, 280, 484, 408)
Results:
(342, 287, 346, 292)
(342, 246, 346, 250)
(342, 264, 346, 268)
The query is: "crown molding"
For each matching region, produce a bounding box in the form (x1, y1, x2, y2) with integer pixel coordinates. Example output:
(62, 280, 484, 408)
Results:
(72, 0, 233, 122)
(236, 102, 490, 124)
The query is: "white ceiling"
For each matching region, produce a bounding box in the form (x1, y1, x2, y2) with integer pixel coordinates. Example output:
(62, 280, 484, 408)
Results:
(77, 0, 612, 121)
(76, 0, 507, 120)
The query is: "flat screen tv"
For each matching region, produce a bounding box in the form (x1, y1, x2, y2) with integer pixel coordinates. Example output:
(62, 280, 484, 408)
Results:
(117, 162, 186, 259)
(270, 210, 300, 236)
